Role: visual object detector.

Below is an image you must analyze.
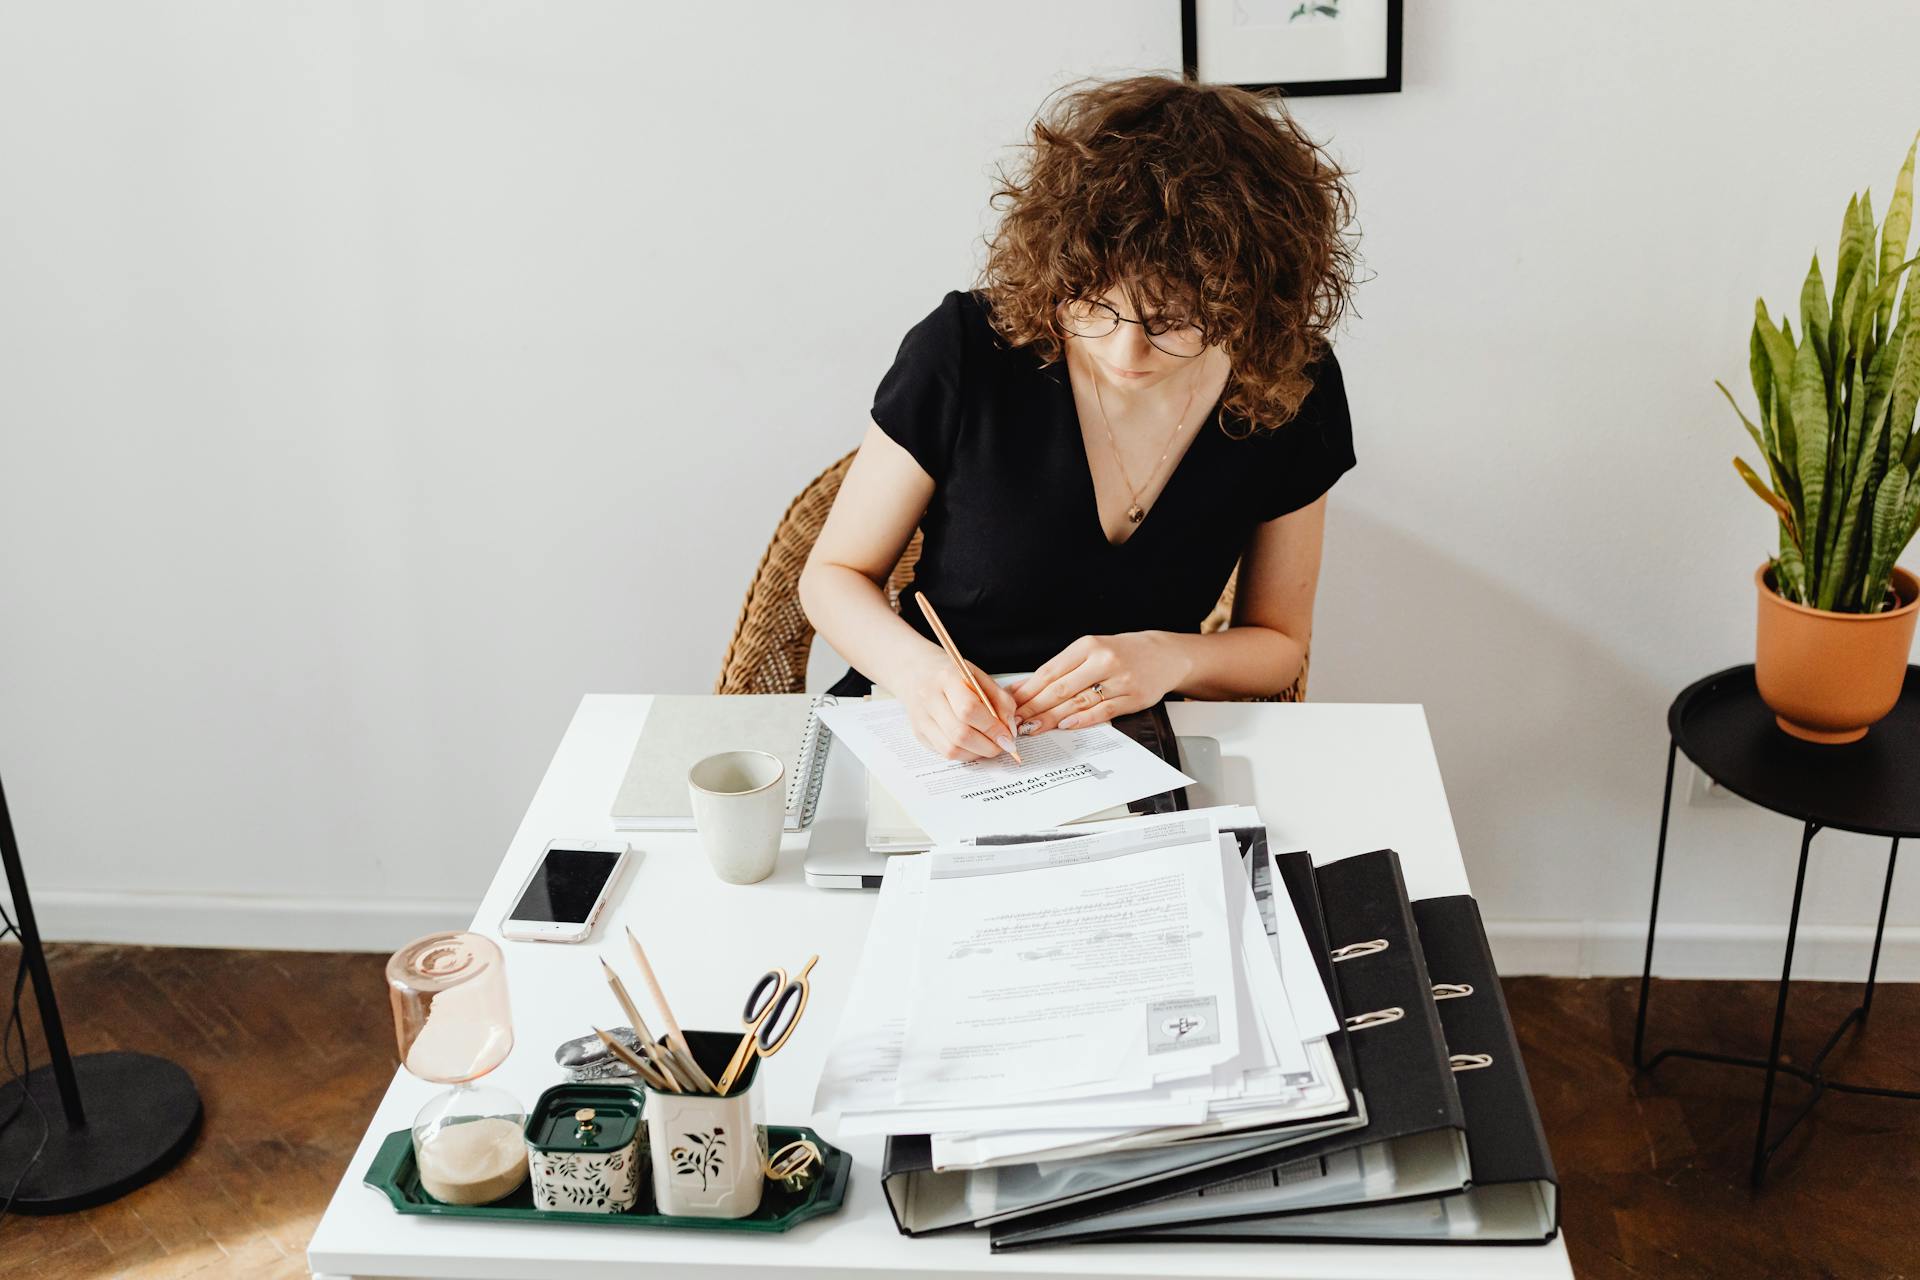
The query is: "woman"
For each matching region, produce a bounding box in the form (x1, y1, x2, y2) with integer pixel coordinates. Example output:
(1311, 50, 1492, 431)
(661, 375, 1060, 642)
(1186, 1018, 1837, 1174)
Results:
(799, 73, 1359, 762)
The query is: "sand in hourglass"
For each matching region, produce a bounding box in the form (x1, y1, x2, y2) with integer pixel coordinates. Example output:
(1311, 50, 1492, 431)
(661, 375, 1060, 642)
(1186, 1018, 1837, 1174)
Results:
(416, 1116, 528, 1205)
(388, 933, 526, 1204)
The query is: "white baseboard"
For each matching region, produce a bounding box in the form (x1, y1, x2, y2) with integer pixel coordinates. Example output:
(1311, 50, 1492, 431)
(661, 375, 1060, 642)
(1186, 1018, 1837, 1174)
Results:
(1488, 919, 1920, 982)
(17, 890, 1920, 981)
(27, 889, 472, 953)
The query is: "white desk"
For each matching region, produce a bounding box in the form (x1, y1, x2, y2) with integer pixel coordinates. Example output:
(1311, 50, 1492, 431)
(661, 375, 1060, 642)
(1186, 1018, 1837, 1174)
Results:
(309, 697, 1574, 1280)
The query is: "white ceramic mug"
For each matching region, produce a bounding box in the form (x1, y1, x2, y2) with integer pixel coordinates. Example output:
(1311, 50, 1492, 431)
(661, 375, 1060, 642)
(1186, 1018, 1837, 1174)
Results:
(687, 750, 785, 884)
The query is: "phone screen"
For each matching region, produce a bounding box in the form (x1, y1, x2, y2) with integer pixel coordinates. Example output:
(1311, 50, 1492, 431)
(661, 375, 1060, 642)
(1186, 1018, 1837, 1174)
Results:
(509, 847, 623, 923)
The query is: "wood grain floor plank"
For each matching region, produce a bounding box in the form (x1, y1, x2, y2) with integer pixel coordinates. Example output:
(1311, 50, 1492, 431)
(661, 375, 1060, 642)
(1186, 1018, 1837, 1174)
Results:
(23, 1237, 118, 1280)
(82, 1192, 158, 1257)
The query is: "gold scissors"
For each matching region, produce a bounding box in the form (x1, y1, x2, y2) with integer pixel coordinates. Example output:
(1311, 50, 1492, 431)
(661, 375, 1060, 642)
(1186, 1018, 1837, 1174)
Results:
(765, 1138, 822, 1192)
(716, 955, 817, 1094)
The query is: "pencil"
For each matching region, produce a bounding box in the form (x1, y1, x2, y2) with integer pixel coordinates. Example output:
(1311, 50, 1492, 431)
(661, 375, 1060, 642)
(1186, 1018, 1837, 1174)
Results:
(591, 1025, 675, 1091)
(626, 927, 722, 1095)
(641, 1042, 691, 1093)
(915, 594, 1023, 764)
(599, 957, 691, 1089)
(599, 957, 657, 1045)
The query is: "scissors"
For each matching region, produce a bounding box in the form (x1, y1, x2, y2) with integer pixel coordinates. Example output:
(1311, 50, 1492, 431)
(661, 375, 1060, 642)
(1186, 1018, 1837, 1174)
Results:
(716, 955, 818, 1094)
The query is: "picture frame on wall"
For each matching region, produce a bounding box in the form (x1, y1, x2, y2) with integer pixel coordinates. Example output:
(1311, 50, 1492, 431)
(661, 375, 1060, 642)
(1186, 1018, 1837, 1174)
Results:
(1181, 0, 1403, 97)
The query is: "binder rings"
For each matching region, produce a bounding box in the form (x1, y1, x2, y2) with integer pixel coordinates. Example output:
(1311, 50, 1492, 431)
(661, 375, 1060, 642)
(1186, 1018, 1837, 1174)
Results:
(609, 693, 835, 832)
(1403, 893, 1560, 1241)
(1013, 888, 1560, 1247)
(989, 846, 1471, 1250)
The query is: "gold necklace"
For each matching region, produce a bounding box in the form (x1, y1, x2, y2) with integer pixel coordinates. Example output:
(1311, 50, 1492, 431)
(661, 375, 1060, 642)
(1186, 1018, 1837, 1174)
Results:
(1086, 349, 1206, 525)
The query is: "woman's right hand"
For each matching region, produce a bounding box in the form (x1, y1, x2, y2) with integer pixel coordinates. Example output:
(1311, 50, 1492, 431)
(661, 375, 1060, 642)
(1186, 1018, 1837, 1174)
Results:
(894, 647, 1021, 761)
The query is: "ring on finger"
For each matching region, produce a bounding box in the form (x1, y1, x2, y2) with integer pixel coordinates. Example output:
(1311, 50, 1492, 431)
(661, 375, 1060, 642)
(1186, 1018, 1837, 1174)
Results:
(1085, 683, 1106, 706)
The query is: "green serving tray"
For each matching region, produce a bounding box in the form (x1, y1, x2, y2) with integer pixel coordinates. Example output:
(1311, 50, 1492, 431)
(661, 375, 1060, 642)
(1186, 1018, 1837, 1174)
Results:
(364, 1124, 850, 1233)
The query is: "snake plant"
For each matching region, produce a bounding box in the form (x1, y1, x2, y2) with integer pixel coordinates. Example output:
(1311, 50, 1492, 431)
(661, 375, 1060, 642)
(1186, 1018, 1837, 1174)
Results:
(1720, 133, 1920, 614)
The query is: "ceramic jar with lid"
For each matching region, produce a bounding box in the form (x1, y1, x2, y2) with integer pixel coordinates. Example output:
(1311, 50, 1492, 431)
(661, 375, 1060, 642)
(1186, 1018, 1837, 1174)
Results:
(524, 1082, 647, 1213)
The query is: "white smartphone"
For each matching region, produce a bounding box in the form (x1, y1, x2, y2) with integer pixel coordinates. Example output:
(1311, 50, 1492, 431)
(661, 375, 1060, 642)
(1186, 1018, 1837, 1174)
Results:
(499, 838, 632, 943)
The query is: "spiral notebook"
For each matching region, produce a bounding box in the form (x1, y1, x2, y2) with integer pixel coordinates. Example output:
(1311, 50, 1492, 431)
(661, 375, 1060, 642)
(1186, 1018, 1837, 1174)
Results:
(609, 693, 836, 832)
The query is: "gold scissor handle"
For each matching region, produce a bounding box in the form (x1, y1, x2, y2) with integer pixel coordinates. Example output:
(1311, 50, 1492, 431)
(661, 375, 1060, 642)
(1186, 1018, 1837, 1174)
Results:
(717, 955, 819, 1094)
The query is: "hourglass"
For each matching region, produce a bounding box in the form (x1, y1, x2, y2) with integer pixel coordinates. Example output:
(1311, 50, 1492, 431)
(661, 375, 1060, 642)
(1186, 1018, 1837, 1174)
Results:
(386, 932, 527, 1205)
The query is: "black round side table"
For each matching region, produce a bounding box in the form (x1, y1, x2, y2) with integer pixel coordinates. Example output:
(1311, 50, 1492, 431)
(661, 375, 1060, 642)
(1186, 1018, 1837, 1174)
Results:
(1633, 663, 1920, 1186)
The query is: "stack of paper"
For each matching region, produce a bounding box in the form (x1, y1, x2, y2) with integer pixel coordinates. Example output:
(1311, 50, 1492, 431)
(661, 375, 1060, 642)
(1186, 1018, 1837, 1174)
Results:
(865, 776, 1133, 852)
(813, 805, 1364, 1224)
(815, 696, 1194, 846)
(811, 697, 1559, 1249)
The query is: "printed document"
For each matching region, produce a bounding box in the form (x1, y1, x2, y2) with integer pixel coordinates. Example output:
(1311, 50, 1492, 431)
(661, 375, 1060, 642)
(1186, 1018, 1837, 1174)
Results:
(923, 831, 1328, 1169)
(1252, 844, 1339, 1040)
(812, 852, 1204, 1128)
(894, 814, 1238, 1104)
(815, 699, 1194, 843)
(810, 853, 925, 1120)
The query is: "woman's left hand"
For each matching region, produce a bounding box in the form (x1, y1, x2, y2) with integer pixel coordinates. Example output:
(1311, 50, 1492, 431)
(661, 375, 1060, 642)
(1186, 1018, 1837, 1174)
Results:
(1007, 631, 1191, 735)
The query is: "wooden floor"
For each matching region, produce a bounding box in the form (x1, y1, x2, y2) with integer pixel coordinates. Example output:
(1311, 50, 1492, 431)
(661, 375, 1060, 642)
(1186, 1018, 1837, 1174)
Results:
(1506, 973, 1920, 1278)
(4, 946, 1919, 1278)
(8, 947, 394, 1279)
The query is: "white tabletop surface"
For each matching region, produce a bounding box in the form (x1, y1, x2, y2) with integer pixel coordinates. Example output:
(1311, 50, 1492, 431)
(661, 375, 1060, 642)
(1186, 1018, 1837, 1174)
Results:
(308, 696, 1573, 1280)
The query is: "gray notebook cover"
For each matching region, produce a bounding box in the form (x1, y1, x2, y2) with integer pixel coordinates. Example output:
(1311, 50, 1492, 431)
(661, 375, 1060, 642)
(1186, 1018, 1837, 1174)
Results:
(611, 694, 830, 831)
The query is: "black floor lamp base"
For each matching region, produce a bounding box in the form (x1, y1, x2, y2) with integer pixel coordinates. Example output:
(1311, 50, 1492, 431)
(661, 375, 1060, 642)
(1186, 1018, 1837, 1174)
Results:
(0, 1050, 202, 1214)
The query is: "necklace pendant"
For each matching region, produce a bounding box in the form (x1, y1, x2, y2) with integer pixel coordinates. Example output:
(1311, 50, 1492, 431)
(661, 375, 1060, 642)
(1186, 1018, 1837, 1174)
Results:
(1126, 503, 1145, 524)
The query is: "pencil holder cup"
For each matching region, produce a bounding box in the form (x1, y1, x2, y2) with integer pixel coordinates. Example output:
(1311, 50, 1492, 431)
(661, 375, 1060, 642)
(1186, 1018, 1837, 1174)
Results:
(642, 1029, 766, 1219)
(523, 1082, 646, 1214)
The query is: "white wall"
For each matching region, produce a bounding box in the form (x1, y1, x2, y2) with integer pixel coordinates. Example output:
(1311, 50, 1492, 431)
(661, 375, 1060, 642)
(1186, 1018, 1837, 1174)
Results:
(3, 1, 1917, 976)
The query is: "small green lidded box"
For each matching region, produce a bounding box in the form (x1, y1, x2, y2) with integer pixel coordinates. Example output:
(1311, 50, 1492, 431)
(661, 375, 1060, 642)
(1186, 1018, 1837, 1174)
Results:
(524, 1082, 647, 1214)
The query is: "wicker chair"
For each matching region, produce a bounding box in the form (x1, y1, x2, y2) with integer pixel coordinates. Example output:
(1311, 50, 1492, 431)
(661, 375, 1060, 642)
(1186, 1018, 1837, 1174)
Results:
(715, 449, 1307, 702)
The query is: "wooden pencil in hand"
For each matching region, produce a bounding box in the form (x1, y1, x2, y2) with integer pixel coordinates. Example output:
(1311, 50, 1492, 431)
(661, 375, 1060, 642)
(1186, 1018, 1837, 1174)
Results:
(915, 594, 1022, 764)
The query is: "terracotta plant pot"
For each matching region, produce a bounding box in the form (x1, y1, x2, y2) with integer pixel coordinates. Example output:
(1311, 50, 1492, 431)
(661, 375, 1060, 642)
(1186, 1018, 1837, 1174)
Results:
(1754, 564, 1920, 743)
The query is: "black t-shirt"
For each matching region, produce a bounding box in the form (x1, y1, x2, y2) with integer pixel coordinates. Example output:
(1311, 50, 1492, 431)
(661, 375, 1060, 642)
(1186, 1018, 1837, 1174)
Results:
(825, 288, 1355, 697)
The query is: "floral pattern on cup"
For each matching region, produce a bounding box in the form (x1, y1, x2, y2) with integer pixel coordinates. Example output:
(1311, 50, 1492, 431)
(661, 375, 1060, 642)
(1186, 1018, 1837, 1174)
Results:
(528, 1140, 643, 1213)
(647, 1087, 764, 1218)
(669, 1126, 728, 1191)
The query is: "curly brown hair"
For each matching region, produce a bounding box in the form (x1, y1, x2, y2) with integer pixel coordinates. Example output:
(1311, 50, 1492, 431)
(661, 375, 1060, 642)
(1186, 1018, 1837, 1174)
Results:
(975, 73, 1360, 436)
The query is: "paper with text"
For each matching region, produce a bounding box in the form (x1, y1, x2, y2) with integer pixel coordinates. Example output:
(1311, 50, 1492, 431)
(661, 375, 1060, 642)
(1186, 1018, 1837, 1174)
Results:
(894, 814, 1237, 1105)
(815, 698, 1194, 844)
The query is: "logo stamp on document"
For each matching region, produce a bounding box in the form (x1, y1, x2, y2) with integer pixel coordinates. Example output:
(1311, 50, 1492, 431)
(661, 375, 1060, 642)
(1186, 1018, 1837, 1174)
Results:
(1147, 996, 1219, 1053)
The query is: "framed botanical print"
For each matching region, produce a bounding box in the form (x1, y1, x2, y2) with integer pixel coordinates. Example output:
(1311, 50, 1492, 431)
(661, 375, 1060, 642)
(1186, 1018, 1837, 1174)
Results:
(1181, 0, 1403, 97)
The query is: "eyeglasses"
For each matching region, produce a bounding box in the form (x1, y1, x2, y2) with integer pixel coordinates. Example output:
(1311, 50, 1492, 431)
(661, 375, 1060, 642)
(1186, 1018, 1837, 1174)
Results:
(1060, 298, 1207, 358)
